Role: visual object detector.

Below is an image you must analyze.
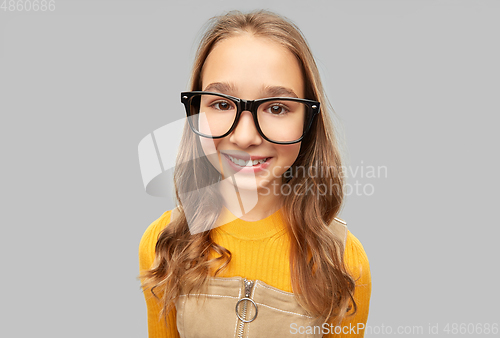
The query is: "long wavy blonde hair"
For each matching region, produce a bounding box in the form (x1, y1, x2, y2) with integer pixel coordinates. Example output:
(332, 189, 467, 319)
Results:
(139, 9, 356, 326)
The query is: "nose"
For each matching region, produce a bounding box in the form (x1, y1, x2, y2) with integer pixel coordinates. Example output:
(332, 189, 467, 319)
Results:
(228, 110, 263, 147)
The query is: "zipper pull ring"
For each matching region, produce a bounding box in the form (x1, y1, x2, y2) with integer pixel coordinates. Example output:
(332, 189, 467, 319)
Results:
(235, 279, 258, 323)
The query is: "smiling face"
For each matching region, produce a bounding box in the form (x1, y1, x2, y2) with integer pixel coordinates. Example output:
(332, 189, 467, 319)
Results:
(198, 32, 305, 195)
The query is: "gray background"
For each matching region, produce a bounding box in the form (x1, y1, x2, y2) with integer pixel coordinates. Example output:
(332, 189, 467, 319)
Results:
(1, 0, 499, 337)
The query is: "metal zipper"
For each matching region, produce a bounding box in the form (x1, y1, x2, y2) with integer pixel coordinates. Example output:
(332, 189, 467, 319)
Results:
(236, 278, 257, 338)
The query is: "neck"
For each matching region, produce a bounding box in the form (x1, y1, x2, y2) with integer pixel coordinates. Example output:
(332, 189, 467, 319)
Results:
(218, 178, 283, 222)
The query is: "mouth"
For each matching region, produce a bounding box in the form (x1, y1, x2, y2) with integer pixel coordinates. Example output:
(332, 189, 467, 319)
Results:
(222, 153, 272, 167)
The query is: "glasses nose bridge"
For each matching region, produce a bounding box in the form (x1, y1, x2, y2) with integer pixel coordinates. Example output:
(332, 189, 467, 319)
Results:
(233, 98, 260, 137)
(239, 99, 257, 114)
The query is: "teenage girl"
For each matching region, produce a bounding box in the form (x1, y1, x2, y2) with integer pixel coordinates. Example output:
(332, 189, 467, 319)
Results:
(139, 9, 371, 338)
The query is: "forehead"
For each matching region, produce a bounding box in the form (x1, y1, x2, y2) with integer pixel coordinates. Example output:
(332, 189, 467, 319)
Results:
(200, 33, 305, 99)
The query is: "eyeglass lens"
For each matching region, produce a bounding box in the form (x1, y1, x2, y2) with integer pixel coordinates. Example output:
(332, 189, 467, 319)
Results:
(187, 94, 309, 143)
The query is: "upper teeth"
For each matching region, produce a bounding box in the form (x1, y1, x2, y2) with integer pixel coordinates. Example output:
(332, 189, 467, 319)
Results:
(227, 155, 267, 167)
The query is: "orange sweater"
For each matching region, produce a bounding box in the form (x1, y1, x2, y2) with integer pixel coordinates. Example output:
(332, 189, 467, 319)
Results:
(139, 208, 371, 337)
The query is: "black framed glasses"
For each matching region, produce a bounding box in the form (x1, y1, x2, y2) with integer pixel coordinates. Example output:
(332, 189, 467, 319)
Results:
(181, 91, 320, 145)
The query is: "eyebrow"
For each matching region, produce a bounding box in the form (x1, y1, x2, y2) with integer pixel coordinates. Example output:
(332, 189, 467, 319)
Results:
(203, 82, 237, 95)
(203, 82, 299, 98)
(262, 85, 298, 98)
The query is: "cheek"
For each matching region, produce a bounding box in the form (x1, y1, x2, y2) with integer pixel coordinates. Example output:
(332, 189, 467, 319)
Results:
(200, 138, 221, 171)
(200, 137, 218, 155)
(288, 144, 301, 160)
(277, 144, 301, 166)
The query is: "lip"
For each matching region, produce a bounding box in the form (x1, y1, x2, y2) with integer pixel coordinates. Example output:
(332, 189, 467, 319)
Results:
(221, 151, 270, 161)
(221, 153, 272, 174)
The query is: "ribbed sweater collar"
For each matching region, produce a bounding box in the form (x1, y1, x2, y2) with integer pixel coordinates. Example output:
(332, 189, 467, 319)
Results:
(213, 205, 286, 240)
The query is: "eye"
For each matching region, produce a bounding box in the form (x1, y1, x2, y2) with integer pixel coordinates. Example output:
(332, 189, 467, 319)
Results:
(211, 100, 234, 111)
(266, 103, 289, 115)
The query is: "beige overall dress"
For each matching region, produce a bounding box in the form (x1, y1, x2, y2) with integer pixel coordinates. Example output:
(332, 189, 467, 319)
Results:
(170, 208, 348, 338)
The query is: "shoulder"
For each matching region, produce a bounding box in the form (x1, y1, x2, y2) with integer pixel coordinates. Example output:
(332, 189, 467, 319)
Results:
(328, 217, 348, 248)
(139, 208, 177, 246)
(138, 208, 176, 271)
(327, 217, 370, 282)
(344, 230, 371, 284)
